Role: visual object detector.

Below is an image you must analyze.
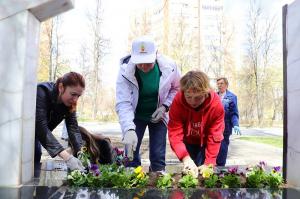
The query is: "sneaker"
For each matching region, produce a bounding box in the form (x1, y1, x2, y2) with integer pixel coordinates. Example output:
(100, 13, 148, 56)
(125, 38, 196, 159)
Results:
(149, 166, 166, 175)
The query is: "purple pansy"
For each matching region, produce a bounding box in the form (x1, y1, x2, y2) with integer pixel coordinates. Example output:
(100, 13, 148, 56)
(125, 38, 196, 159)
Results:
(273, 166, 281, 173)
(228, 166, 238, 174)
(90, 164, 100, 176)
(258, 161, 266, 170)
(259, 161, 266, 167)
(114, 147, 124, 156)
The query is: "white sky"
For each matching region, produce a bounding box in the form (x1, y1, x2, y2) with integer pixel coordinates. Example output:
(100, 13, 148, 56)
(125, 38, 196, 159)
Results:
(60, 0, 137, 89)
(223, 0, 295, 68)
(58, 0, 295, 89)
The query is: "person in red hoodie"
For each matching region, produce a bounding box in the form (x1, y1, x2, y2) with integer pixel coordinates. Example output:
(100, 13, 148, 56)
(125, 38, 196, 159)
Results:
(168, 70, 225, 177)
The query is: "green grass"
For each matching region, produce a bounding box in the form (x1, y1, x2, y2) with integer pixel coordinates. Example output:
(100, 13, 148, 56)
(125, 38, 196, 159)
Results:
(237, 136, 283, 148)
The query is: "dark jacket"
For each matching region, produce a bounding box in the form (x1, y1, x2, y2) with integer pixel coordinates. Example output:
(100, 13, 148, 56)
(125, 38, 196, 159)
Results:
(35, 82, 83, 157)
(219, 90, 239, 135)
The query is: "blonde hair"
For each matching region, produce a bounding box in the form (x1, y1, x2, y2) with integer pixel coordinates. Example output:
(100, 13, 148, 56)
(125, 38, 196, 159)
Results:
(180, 70, 211, 94)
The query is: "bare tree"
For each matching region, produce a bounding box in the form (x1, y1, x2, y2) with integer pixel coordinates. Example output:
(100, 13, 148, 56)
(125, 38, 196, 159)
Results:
(128, 9, 152, 50)
(86, 0, 110, 120)
(169, 11, 194, 74)
(77, 44, 92, 118)
(38, 17, 69, 82)
(207, 16, 235, 80)
(38, 21, 52, 82)
(241, 0, 278, 126)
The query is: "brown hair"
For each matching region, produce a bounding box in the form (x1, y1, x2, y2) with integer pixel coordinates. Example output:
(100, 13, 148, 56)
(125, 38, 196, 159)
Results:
(180, 70, 211, 94)
(56, 72, 85, 112)
(56, 71, 85, 88)
(216, 77, 229, 86)
(79, 126, 100, 163)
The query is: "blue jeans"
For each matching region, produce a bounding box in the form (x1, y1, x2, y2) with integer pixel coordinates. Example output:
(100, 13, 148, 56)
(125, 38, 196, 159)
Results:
(216, 134, 230, 166)
(128, 119, 167, 171)
(185, 143, 206, 166)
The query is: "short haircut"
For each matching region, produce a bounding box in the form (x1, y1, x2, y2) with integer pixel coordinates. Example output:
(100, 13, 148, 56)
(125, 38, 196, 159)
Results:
(216, 77, 228, 86)
(180, 70, 211, 94)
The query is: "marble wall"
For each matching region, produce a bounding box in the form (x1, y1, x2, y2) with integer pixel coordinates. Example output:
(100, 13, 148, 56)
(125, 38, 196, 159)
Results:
(0, 0, 74, 187)
(0, 0, 74, 21)
(0, 10, 39, 187)
(286, 0, 300, 188)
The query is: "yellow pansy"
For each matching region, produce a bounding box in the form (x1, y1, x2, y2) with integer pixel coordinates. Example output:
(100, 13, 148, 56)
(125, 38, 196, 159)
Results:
(137, 172, 145, 179)
(202, 169, 212, 178)
(199, 164, 214, 179)
(134, 166, 143, 174)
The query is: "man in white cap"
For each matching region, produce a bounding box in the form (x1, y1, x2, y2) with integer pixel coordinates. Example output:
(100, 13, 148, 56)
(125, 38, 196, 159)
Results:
(116, 36, 180, 172)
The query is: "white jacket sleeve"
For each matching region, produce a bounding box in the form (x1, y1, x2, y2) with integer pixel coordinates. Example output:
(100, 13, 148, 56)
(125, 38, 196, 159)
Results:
(115, 68, 136, 137)
(163, 63, 181, 107)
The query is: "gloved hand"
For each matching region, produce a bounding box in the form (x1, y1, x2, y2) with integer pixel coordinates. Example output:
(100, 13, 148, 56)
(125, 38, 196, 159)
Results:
(182, 156, 198, 178)
(122, 130, 138, 160)
(65, 155, 85, 171)
(151, 106, 166, 123)
(233, 126, 241, 135)
(122, 130, 138, 148)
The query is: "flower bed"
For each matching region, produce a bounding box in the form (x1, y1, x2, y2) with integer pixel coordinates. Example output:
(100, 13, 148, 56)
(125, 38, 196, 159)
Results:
(67, 148, 284, 189)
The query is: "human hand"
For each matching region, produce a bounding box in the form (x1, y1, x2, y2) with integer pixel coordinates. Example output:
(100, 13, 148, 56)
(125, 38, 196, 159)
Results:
(233, 126, 241, 135)
(182, 156, 198, 178)
(122, 130, 138, 160)
(198, 164, 214, 178)
(151, 106, 166, 123)
(122, 130, 138, 148)
(65, 155, 85, 171)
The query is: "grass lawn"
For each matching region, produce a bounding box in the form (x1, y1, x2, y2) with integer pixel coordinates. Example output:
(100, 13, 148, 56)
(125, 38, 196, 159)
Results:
(237, 136, 283, 148)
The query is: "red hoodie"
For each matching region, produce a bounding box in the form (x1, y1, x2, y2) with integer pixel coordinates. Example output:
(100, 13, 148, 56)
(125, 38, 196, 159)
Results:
(168, 90, 225, 165)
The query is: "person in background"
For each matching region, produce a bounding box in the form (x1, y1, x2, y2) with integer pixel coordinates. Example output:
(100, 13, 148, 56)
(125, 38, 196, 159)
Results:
(115, 36, 180, 172)
(216, 77, 240, 166)
(35, 72, 85, 171)
(168, 71, 224, 177)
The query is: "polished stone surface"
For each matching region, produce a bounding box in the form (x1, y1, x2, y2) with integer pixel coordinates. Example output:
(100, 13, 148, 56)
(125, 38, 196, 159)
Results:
(286, 0, 300, 187)
(0, 10, 39, 186)
(0, 0, 74, 22)
(0, 0, 74, 187)
(1, 186, 300, 199)
(0, 166, 292, 199)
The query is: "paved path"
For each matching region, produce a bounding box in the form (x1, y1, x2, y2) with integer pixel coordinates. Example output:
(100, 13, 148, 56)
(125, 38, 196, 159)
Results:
(226, 135, 282, 167)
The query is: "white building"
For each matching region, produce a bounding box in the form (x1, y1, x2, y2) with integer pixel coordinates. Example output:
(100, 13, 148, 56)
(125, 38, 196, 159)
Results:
(129, 0, 226, 75)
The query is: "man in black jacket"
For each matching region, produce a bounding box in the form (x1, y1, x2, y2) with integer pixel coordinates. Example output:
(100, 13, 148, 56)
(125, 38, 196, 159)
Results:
(35, 72, 85, 171)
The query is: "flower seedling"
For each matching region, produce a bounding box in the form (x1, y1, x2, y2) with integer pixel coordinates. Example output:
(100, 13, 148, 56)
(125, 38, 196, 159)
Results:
(178, 174, 198, 188)
(156, 173, 174, 189)
(203, 174, 219, 188)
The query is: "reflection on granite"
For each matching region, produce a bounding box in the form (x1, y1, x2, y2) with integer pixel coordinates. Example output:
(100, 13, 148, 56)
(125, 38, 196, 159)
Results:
(1, 186, 300, 199)
(32, 161, 67, 187)
(0, 165, 296, 199)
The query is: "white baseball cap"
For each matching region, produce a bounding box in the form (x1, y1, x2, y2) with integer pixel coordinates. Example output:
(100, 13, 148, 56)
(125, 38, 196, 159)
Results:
(131, 36, 157, 64)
